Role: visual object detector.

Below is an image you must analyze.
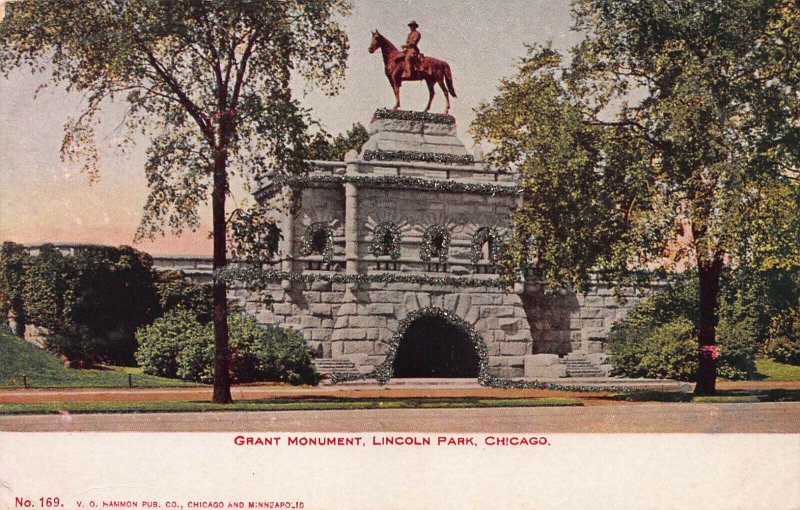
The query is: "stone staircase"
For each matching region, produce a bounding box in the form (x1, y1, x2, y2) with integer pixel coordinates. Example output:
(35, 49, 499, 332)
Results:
(559, 353, 607, 378)
(312, 358, 359, 376)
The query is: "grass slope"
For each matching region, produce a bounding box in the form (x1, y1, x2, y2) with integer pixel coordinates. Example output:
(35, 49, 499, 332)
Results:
(755, 358, 800, 381)
(0, 331, 198, 388)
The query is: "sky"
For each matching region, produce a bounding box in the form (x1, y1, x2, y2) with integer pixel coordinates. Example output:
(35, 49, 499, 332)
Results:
(0, 0, 582, 255)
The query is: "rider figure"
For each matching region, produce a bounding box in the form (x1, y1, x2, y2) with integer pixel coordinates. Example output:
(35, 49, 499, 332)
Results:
(402, 20, 421, 79)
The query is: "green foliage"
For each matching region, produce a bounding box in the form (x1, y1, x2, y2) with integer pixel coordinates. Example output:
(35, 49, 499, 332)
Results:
(22, 245, 159, 366)
(136, 311, 319, 385)
(0, 241, 29, 336)
(0, 330, 197, 389)
(154, 271, 213, 323)
(608, 270, 772, 380)
(307, 123, 369, 161)
(766, 305, 800, 365)
(716, 317, 758, 380)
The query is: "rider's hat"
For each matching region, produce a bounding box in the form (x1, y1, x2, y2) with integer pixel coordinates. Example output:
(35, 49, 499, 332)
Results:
(408, 20, 419, 29)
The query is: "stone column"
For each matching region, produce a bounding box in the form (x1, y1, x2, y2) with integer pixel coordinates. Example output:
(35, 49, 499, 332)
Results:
(281, 187, 294, 274)
(344, 182, 358, 274)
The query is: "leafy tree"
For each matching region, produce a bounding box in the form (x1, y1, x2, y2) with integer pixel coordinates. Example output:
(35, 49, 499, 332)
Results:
(307, 123, 369, 161)
(1, 0, 350, 402)
(0, 242, 29, 337)
(154, 270, 214, 324)
(472, 0, 800, 394)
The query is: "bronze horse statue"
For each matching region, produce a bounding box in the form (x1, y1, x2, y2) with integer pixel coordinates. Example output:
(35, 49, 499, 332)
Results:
(368, 30, 458, 115)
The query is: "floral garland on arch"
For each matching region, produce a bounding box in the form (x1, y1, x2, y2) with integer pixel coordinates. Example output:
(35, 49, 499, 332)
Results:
(372, 108, 456, 125)
(370, 222, 402, 260)
(298, 222, 334, 267)
(328, 306, 640, 393)
(470, 226, 502, 265)
(419, 224, 451, 263)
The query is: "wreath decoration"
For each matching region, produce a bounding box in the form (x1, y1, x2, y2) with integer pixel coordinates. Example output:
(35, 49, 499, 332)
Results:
(370, 222, 402, 260)
(298, 222, 334, 268)
(419, 224, 451, 263)
(470, 227, 502, 265)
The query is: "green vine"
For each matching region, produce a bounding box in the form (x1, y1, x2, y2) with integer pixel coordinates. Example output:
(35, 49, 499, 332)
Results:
(370, 222, 402, 260)
(298, 222, 334, 268)
(420, 224, 450, 263)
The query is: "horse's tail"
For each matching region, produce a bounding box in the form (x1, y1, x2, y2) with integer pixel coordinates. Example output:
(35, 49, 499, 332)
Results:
(444, 64, 457, 98)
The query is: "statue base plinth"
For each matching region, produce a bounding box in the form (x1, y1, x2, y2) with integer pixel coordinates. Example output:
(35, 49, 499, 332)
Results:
(359, 108, 473, 164)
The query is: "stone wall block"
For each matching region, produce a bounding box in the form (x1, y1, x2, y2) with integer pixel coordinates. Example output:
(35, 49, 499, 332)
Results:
(366, 303, 395, 315)
(271, 303, 292, 315)
(330, 341, 344, 357)
(321, 292, 343, 303)
(499, 342, 529, 356)
(337, 303, 358, 315)
(343, 340, 373, 354)
(333, 317, 348, 329)
(524, 354, 559, 367)
(525, 364, 567, 378)
(303, 291, 322, 303)
(310, 281, 332, 291)
(300, 316, 322, 328)
(349, 316, 387, 329)
(308, 304, 333, 317)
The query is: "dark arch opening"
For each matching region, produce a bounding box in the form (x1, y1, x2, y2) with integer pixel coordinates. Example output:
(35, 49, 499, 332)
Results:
(393, 316, 479, 378)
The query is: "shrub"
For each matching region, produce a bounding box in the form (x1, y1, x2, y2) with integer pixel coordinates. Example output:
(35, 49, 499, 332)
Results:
(136, 310, 206, 379)
(609, 318, 697, 381)
(136, 311, 319, 385)
(154, 271, 213, 323)
(765, 305, 800, 365)
(716, 317, 758, 380)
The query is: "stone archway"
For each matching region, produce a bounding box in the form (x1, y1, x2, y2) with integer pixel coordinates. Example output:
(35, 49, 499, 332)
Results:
(392, 309, 481, 378)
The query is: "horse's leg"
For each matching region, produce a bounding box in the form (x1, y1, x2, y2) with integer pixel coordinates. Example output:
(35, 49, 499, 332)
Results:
(392, 77, 401, 111)
(439, 77, 451, 115)
(424, 78, 435, 112)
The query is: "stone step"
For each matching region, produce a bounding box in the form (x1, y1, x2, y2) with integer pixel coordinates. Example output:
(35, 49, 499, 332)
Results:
(558, 354, 607, 378)
(312, 359, 359, 375)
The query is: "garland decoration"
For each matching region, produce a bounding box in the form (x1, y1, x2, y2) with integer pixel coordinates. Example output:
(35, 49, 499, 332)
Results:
(370, 222, 402, 260)
(298, 222, 334, 268)
(215, 266, 513, 289)
(372, 108, 455, 125)
(420, 224, 451, 263)
(470, 226, 502, 265)
(363, 149, 474, 165)
(328, 306, 639, 393)
(255, 174, 518, 200)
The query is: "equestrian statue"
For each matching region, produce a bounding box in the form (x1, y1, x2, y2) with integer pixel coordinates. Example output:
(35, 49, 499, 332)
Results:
(368, 21, 458, 115)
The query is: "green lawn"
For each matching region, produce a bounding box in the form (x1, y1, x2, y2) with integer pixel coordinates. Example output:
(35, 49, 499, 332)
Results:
(0, 397, 583, 415)
(0, 331, 199, 389)
(754, 358, 800, 381)
(613, 388, 800, 403)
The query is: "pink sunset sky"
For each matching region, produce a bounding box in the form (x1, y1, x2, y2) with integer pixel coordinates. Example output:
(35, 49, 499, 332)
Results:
(0, 1, 580, 255)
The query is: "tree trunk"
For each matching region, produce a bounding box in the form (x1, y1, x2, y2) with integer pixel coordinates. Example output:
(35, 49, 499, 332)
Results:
(212, 148, 232, 404)
(695, 257, 723, 395)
